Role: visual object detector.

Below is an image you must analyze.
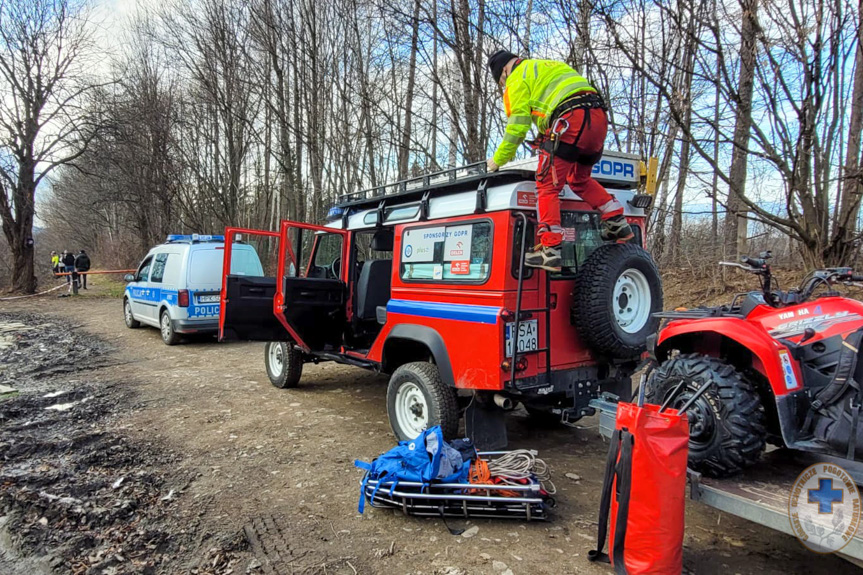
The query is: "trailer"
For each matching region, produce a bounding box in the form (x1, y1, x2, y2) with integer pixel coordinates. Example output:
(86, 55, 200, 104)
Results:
(687, 451, 863, 567)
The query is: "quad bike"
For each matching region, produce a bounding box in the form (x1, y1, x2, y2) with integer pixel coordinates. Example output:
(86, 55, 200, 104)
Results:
(646, 251, 863, 477)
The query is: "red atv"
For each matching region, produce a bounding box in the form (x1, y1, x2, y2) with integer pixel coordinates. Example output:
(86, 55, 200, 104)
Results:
(647, 252, 863, 477)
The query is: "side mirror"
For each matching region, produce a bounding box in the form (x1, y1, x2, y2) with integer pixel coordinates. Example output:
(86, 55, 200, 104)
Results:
(123, 273, 136, 282)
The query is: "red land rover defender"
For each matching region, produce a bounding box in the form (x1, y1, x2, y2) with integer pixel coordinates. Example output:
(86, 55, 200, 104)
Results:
(219, 153, 662, 448)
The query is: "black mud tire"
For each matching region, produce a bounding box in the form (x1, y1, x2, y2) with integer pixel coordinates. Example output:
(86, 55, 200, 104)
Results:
(647, 354, 766, 477)
(265, 341, 303, 389)
(123, 298, 141, 329)
(573, 243, 662, 359)
(386, 362, 459, 441)
(524, 406, 563, 428)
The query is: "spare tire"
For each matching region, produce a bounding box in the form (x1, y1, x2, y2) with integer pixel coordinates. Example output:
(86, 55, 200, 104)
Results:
(572, 243, 662, 359)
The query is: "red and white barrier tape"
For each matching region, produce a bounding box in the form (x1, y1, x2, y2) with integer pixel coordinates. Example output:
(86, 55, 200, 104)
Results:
(0, 283, 67, 301)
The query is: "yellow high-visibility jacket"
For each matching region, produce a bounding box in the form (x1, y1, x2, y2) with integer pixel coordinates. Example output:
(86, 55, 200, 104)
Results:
(492, 59, 595, 166)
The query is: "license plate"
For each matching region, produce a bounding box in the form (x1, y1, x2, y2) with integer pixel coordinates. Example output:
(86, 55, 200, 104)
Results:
(198, 294, 220, 303)
(505, 320, 538, 357)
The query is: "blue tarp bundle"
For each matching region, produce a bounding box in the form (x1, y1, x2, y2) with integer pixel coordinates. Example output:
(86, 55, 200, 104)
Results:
(354, 426, 472, 513)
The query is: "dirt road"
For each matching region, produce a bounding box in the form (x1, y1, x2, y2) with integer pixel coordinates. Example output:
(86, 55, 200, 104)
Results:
(1, 289, 857, 574)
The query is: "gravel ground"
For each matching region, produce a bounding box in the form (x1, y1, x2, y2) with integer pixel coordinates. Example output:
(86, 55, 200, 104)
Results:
(0, 291, 859, 574)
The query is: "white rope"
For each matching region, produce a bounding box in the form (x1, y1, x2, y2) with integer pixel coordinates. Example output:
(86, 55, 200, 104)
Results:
(0, 283, 66, 301)
(487, 449, 556, 494)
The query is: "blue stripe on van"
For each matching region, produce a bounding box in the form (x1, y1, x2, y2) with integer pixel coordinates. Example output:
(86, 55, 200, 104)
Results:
(387, 299, 500, 325)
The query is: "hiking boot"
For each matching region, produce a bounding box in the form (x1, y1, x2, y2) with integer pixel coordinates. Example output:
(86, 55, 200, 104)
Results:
(524, 244, 562, 272)
(601, 214, 635, 243)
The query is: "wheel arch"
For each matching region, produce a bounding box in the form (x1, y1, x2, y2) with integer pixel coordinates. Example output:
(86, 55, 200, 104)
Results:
(382, 325, 455, 387)
(655, 332, 784, 439)
(655, 320, 797, 398)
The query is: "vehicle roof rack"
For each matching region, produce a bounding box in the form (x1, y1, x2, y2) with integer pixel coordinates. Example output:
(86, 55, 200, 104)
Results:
(332, 161, 535, 213)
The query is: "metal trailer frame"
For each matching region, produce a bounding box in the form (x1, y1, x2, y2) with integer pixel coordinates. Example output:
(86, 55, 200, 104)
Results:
(688, 464, 863, 567)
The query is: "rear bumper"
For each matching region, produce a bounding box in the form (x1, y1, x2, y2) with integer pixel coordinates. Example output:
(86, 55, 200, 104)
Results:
(172, 318, 218, 334)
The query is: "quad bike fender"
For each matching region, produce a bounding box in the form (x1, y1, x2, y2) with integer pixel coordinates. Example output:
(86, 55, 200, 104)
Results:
(653, 318, 803, 397)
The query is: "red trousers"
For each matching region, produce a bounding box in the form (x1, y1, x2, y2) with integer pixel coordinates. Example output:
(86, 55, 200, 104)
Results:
(536, 107, 623, 247)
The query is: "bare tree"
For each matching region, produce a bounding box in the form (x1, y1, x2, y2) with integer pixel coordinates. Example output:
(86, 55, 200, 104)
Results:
(723, 0, 758, 259)
(0, 0, 99, 293)
(827, 0, 863, 264)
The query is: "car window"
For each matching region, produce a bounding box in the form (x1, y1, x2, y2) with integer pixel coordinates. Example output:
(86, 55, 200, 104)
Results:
(354, 231, 393, 264)
(399, 221, 491, 283)
(189, 247, 264, 285)
(162, 254, 181, 285)
(231, 248, 265, 276)
(310, 233, 343, 279)
(137, 256, 153, 282)
(552, 211, 604, 279)
(150, 253, 169, 283)
(514, 213, 642, 280)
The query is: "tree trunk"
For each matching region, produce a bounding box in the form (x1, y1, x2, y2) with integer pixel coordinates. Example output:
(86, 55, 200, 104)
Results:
(669, 3, 697, 265)
(711, 76, 721, 258)
(430, 0, 439, 170)
(398, 0, 421, 179)
(723, 0, 759, 259)
(826, 0, 863, 265)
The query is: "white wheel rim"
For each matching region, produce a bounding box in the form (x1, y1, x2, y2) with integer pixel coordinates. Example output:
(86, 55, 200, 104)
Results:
(613, 269, 651, 334)
(394, 382, 428, 438)
(125, 302, 133, 324)
(161, 314, 171, 339)
(268, 343, 285, 375)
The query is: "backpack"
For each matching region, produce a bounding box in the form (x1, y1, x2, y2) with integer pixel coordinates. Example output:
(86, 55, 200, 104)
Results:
(354, 426, 471, 513)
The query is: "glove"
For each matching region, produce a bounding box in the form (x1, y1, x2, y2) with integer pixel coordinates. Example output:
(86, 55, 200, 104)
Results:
(487, 158, 500, 172)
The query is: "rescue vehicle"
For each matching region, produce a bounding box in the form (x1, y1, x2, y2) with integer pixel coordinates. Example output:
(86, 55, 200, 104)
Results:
(218, 153, 663, 447)
(123, 234, 264, 345)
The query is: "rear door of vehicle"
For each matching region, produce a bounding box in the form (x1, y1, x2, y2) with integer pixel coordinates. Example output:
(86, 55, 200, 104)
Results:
(219, 223, 348, 351)
(186, 245, 237, 321)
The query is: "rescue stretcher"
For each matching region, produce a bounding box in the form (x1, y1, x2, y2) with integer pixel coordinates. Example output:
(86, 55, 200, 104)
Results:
(361, 451, 554, 521)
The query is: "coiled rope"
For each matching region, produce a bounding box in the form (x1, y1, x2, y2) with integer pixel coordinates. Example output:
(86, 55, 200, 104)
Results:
(476, 449, 556, 495)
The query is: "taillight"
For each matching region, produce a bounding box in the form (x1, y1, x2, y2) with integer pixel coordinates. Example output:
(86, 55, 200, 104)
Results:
(501, 357, 528, 373)
(178, 289, 190, 307)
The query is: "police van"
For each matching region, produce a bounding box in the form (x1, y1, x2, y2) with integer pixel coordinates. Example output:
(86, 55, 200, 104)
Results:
(123, 234, 264, 345)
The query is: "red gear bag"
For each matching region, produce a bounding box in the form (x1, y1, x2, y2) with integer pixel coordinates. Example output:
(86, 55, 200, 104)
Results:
(588, 402, 689, 574)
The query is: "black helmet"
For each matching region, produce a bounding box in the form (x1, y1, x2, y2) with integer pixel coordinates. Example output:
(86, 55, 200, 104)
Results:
(487, 49, 517, 83)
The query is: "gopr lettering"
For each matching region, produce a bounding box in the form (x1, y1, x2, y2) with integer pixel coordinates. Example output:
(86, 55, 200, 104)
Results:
(592, 160, 635, 180)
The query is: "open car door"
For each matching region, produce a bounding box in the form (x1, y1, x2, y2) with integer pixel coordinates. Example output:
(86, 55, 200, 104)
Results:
(219, 222, 349, 352)
(219, 227, 289, 342)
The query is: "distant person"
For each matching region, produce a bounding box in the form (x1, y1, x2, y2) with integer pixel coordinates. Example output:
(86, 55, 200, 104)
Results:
(61, 250, 75, 288)
(57, 251, 66, 278)
(75, 250, 91, 289)
(51, 251, 60, 276)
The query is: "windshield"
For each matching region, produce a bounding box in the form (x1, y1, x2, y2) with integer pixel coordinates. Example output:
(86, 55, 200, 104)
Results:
(188, 246, 264, 286)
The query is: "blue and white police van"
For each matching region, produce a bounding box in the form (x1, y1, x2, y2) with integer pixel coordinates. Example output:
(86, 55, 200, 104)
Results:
(123, 234, 264, 345)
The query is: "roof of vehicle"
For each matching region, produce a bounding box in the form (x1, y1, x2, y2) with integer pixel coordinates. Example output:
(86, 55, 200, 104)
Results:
(164, 234, 225, 244)
(326, 150, 650, 232)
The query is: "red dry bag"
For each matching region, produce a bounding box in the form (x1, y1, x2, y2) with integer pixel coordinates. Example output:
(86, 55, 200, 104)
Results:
(588, 402, 689, 574)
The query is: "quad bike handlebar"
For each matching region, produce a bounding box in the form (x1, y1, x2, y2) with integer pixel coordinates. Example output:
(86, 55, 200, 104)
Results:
(721, 251, 861, 308)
